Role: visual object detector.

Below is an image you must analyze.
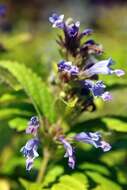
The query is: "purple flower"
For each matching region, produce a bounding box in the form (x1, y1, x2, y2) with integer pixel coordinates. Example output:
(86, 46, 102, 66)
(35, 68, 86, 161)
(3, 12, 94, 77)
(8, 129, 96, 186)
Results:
(84, 39, 95, 45)
(58, 60, 79, 76)
(112, 69, 125, 76)
(101, 91, 112, 101)
(84, 80, 112, 101)
(84, 58, 125, 77)
(79, 29, 93, 39)
(75, 132, 111, 152)
(20, 138, 39, 170)
(66, 21, 80, 38)
(100, 141, 112, 152)
(49, 13, 64, 28)
(59, 137, 75, 169)
(26, 116, 39, 136)
(82, 28, 93, 36)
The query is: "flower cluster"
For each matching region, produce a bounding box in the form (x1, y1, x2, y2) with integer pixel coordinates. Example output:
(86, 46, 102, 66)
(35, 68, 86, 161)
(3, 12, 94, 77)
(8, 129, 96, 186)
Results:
(49, 13, 125, 111)
(20, 13, 124, 172)
(20, 118, 111, 170)
(48, 13, 124, 168)
(20, 116, 40, 170)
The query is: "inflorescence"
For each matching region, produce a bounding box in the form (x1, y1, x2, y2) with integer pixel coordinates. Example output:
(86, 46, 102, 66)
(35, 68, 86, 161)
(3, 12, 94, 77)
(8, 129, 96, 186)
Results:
(21, 13, 125, 171)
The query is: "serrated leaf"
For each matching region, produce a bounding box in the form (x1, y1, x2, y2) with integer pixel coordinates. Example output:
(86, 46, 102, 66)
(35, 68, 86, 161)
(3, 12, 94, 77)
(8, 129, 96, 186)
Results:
(102, 117, 127, 132)
(0, 61, 57, 123)
(8, 117, 28, 131)
(0, 67, 20, 90)
(86, 171, 122, 190)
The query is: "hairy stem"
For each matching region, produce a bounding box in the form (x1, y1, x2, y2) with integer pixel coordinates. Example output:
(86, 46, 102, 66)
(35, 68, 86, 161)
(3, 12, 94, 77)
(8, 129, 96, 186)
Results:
(36, 147, 51, 183)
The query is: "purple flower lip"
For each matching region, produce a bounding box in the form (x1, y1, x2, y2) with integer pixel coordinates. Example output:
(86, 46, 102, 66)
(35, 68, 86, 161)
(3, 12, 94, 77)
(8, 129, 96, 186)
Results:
(59, 137, 75, 169)
(75, 132, 111, 152)
(111, 69, 125, 77)
(101, 92, 112, 101)
(26, 157, 34, 171)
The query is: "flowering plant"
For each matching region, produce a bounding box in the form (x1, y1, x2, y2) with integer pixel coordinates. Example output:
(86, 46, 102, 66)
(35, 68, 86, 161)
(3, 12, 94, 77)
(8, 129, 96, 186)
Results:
(20, 13, 124, 177)
(0, 12, 125, 190)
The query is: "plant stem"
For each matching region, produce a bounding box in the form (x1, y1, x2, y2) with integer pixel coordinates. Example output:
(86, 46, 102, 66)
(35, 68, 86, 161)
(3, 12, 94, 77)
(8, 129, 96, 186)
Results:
(36, 147, 51, 183)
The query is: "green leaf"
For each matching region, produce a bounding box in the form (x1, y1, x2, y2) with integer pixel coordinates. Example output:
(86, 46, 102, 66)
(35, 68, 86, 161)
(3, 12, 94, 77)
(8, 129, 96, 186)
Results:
(86, 171, 122, 190)
(79, 162, 110, 176)
(1, 157, 24, 174)
(43, 166, 64, 186)
(100, 150, 126, 166)
(51, 174, 88, 190)
(0, 67, 20, 90)
(19, 178, 43, 190)
(102, 117, 127, 132)
(8, 117, 28, 131)
(52, 183, 73, 190)
(0, 61, 57, 123)
(0, 108, 31, 119)
(71, 173, 89, 189)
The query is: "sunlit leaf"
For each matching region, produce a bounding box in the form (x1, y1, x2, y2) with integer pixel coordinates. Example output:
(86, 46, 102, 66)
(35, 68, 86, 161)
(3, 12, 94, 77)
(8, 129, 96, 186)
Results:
(8, 117, 28, 131)
(51, 174, 88, 190)
(0, 108, 31, 119)
(43, 166, 64, 187)
(19, 178, 43, 190)
(86, 171, 122, 190)
(102, 117, 127, 132)
(79, 162, 110, 176)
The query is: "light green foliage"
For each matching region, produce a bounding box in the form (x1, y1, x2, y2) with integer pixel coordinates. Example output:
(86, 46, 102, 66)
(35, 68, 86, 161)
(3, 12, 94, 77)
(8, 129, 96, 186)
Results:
(102, 117, 127, 132)
(0, 61, 57, 124)
(8, 117, 28, 131)
(20, 178, 43, 190)
(86, 171, 122, 190)
(0, 8, 127, 190)
(0, 108, 31, 119)
(51, 173, 88, 190)
(79, 162, 110, 176)
(43, 166, 64, 187)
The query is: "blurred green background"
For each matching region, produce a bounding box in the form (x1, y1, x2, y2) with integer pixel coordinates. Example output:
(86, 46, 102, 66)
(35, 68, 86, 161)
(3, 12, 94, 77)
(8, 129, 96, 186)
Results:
(0, 0, 127, 190)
